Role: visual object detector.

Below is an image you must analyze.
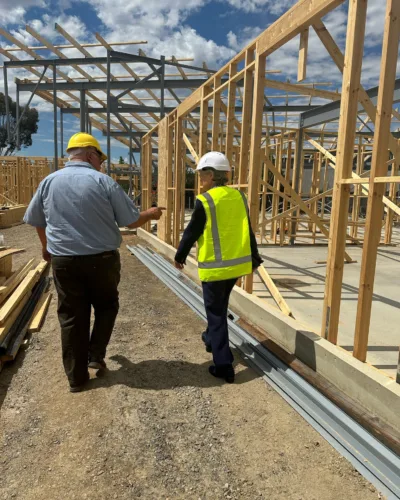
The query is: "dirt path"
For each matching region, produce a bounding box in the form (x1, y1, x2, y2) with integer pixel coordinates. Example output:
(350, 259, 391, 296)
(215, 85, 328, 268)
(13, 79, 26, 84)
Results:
(0, 225, 381, 500)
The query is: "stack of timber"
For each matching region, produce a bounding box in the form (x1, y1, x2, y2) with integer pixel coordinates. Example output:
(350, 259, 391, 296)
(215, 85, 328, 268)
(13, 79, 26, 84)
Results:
(0, 205, 28, 229)
(0, 250, 51, 372)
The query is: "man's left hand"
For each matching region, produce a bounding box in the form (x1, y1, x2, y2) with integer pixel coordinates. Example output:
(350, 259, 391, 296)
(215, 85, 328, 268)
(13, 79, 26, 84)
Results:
(174, 261, 184, 270)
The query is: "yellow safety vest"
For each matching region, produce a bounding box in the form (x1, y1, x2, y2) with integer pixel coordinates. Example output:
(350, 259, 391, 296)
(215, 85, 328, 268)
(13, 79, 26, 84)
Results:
(197, 186, 252, 282)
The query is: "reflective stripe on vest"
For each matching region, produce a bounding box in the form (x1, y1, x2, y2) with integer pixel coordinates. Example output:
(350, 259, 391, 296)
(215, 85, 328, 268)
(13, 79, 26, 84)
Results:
(197, 187, 252, 282)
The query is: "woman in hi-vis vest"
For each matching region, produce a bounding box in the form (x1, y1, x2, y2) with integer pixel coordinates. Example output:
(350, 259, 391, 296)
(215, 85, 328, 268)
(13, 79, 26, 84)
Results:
(175, 152, 263, 383)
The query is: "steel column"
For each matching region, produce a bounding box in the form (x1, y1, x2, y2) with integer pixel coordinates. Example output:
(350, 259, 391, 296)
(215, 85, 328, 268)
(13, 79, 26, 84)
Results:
(106, 50, 111, 175)
(16, 87, 20, 149)
(3, 66, 11, 142)
(160, 55, 165, 119)
(60, 109, 64, 158)
(53, 64, 58, 171)
(80, 89, 86, 132)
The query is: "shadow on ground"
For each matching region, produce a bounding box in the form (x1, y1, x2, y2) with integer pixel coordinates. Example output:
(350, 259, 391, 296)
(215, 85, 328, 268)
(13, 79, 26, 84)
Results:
(86, 354, 259, 391)
(0, 336, 31, 412)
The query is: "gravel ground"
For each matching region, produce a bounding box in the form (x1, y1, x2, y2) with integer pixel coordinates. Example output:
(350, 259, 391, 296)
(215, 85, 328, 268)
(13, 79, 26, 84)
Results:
(0, 225, 383, 500)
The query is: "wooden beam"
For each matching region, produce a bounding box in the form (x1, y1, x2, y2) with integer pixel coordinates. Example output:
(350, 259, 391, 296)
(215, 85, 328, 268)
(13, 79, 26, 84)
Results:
(321, 0, 368, 344)
(157, 119, 169, 242)
(0, 261, 48, 325)
(306, 135, 400, 217)
(0, 259, 35, 305)
(354, 0, 400, 362)
(265, 78, 339, 101)
(238, 49, 254, 186)
(183, 134, 199, 162)
(225, 63, 237, 172)
(28, 292, 52, 333)
(258, 265, 293, 317)
(298, 28, 309, 82)
(173, 118, 183, 247)
(313, 18, 399, 156)
(244, 48, 265, 293)
(262, 159, 353, 263)
(211, 76, 222, 151)
(257, 0, 345, 57)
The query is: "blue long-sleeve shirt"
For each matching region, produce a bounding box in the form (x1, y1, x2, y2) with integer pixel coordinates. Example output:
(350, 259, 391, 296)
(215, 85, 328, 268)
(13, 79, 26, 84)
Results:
(24, 161, 139, 256)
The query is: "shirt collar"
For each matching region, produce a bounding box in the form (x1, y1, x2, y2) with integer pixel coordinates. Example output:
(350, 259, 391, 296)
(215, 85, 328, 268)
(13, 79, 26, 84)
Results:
(65, 160, 96, 170)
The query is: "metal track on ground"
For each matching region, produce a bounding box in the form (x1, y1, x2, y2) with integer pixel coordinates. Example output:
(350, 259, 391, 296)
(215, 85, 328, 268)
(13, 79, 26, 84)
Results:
(127, 244, 400, 499)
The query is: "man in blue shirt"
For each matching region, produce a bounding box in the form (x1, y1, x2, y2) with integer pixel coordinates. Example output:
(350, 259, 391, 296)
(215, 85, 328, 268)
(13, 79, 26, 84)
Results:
(24, 133, 164, 392)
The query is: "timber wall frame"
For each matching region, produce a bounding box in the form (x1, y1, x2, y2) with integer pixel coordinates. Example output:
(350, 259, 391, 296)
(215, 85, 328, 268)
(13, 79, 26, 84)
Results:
(0, 156, 138, 206)
(141, 0, 400, 368)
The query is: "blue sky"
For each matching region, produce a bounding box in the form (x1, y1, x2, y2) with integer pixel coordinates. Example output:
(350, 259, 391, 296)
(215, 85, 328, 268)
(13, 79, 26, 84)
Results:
(0, 0, 398, 161)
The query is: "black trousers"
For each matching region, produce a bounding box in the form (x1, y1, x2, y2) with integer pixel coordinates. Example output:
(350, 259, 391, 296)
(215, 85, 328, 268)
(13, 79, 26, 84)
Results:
(202, 278, 236, 367)
(52, 251, 121, 386)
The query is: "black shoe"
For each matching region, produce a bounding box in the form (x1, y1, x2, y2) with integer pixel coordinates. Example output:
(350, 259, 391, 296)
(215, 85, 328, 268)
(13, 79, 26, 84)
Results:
(69, 374, 89, 393)
(201, 332, 212, 353)
(208, 365, 235, 384)
(88, 359, 107, 370)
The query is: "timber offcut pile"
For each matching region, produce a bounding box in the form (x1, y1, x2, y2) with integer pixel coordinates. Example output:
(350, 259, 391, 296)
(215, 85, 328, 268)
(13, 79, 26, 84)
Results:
(0, 205, 27, 229)
(0, 248, 51, 372)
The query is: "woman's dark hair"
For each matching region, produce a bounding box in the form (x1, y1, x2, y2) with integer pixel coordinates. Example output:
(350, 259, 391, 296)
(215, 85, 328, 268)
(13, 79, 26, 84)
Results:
(202, 167, 228, 186)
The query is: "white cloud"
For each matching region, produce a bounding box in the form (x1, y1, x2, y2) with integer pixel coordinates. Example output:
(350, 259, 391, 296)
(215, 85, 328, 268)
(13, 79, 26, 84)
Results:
(79, 0, 233, 68)
(0, 0, 46, 25)
(227, 26, 263, 51)
(223, 0, 296, 15)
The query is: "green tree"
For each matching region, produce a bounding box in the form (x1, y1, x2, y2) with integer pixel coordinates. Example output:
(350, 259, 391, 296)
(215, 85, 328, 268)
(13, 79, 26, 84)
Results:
(119, 155, 125, 164)
(0, 92, 39, 156)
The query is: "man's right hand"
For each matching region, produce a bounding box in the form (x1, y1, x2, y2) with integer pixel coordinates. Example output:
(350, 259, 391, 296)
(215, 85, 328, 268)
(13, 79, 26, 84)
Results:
(147, 207, 166, 220)
(42, 248, 52, 262)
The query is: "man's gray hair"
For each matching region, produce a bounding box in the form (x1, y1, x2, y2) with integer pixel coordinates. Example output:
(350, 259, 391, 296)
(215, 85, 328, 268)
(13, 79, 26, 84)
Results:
(68, 146, 95, 159)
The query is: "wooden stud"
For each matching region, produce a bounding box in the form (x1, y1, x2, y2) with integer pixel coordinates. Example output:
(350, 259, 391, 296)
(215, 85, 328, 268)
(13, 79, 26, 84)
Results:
(258, 265, 293, 317)
(321, 0, 368, 344)
(354, 0, 400, 362)
(238, 49, 255, 187)
(244, 48, 265, 293)
(298, 28, 309, 82)
(173, 117, 183, 248)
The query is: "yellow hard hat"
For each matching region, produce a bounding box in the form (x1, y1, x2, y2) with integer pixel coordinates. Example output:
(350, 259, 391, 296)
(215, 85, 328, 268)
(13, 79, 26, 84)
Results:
(66, 132, 107, 162)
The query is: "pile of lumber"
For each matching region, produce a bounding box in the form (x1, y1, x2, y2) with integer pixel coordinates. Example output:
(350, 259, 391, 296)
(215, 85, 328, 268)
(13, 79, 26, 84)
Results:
(0, 205, 27, 229)
(0, 249, 51, 372)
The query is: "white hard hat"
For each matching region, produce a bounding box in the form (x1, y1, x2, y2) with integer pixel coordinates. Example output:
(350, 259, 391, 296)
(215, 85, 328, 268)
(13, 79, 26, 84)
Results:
(196, 151, 231, 172)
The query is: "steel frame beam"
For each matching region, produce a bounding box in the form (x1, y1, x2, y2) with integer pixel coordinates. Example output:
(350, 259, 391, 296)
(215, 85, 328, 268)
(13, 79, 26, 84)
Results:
(15, 78, 228, 92)
(62, 105, 321, 114)
(300, 79, 400, 128)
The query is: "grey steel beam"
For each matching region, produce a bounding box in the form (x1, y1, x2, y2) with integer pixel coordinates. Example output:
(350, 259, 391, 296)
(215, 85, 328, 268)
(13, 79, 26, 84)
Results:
(60, 109, 64, 158)
(5, 56, 110, 68)
(300, 79, 400, 129)
(16, 78, 230, 92)
(106, 50, 111, 175)
(4, 51, 215, 74)
(160, 55, 165, 119)
(62, 104, 320, 114)
(15, 87, 20, 149)
(3, 66, 11, 141)
(102, 130, 146, 138)
(53, 64, 58, 171)
(80, 89, 86, 132)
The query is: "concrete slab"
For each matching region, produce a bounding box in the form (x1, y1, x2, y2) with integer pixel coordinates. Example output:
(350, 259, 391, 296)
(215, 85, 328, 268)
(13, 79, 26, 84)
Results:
(254, 240, 400, 379)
